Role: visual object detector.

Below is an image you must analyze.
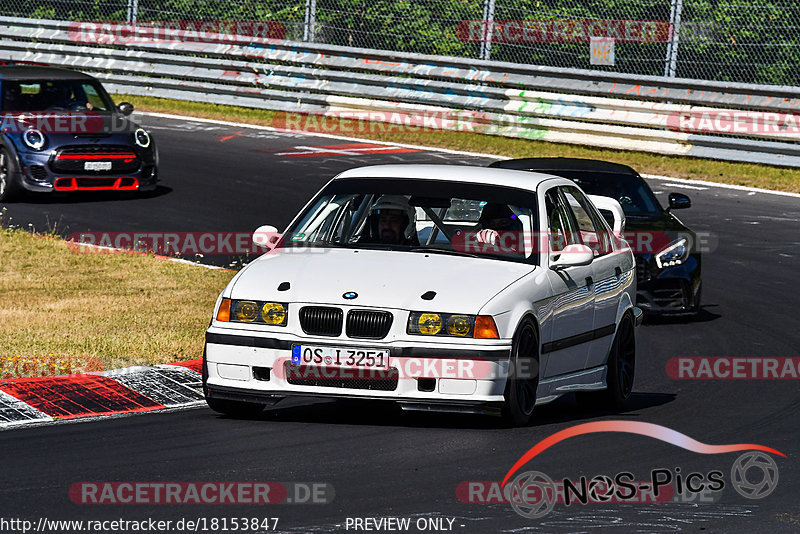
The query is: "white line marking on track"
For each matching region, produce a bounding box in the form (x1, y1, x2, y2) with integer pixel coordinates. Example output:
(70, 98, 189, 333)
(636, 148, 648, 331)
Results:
(660, 182, 709, 190)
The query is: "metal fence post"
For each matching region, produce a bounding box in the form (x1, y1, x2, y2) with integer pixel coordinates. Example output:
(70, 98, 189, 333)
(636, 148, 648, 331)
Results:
(664, 0, 684, 77)
(480, 0, 495, 61)
(126, 0, 138, 24)
(303, 0, 317, 42)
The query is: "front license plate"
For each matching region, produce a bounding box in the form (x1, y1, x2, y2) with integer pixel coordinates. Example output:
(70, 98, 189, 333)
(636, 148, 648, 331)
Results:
(84, 161, 112, 171)
(292, 344, 390, 370)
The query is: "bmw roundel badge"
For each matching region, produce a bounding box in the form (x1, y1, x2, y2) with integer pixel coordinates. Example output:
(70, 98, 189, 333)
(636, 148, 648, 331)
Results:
(343, 291, 358, 300)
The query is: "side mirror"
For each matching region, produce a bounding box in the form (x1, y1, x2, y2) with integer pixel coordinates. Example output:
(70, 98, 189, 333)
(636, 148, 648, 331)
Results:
(550, 243, 594, 270)
(253, 225, 280, 250)
(668, 192, 691, 210)
(587, 194, 625, 234)
(117, 102, 134, 116)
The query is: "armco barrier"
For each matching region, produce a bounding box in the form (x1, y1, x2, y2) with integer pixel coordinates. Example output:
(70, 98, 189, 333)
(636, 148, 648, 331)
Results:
(1, 16, 799, 167)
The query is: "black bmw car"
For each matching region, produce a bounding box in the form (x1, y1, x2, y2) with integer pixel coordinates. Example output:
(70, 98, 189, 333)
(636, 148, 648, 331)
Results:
(0, 66, 158, 201)
(490, 158, 702, 315)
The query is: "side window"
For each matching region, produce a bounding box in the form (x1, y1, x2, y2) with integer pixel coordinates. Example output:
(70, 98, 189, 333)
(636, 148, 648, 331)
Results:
(544, 189, 579, 253)
(561, 186, 612, 256)
(82, 83, 108, 111)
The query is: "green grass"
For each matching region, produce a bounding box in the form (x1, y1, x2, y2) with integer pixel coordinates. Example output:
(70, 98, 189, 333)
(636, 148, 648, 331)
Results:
(0, 225, 235, 377)
(119, 94, 800, 193)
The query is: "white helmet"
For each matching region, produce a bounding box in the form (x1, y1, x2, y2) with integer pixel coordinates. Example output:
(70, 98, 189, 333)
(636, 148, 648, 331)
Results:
(369, 195, 417, 241)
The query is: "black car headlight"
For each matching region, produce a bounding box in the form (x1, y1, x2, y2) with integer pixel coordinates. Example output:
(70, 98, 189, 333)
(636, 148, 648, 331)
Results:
(655, 238, 689, 268)
(407, 312, 499, 339)
(216, 298, 287, 326)
(22, 128, 46, 150)
(134, 128, 151, 148)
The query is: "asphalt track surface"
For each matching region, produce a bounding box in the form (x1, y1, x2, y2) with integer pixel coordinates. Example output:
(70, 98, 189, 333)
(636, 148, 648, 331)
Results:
(2, 114, 800, 533)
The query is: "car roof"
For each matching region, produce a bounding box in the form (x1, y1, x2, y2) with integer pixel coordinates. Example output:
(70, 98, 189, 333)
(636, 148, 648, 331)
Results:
(0, 66, 96, 81)
(490, 157, 639, 177)
(334, 164, 564, 191)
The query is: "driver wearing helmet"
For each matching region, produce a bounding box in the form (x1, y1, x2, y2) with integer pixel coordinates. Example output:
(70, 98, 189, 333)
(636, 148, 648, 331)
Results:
(362, 195, 419, 245)
(475, 202, 523, 255)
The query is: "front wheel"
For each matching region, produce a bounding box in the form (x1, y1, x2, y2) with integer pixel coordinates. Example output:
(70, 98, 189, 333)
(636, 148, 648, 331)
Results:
(603, 312, 636, 408)
(0, 149, 21, 202)
(501, 320, 540, 427)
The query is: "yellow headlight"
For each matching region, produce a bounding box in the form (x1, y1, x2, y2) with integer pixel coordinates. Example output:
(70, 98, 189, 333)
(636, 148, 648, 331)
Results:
(447, 315, 471, 336)
(418, 313, 442, 335)
(235, 300, 259, 322)
(261, 302, 287, 325)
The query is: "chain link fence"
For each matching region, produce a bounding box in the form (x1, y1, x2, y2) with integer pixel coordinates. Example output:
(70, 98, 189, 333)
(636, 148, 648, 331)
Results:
(4, 0, 800, 86)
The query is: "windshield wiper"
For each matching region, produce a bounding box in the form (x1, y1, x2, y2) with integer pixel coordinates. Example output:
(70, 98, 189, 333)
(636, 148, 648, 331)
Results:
(408, 247, 480, 258)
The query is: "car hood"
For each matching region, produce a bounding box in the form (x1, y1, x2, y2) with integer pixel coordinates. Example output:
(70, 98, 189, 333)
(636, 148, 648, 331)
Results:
(229, 248, 535, 313)
(624, 210, 692, 233)
(624, 210, 696, 257)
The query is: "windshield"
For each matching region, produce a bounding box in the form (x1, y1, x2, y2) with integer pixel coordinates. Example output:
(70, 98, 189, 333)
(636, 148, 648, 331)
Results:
(282, 178, 540, 265)
(548, 171, 664, 217)
(1, 79, 115, 112)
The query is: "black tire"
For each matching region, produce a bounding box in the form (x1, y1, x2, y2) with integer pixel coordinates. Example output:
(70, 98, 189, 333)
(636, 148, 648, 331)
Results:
(691, 285, 703, 314)
(0, 148, 21, 202)
(501, 319, 540, 427)
(202, 349, 265, 419)
(602, 312, 636, 408)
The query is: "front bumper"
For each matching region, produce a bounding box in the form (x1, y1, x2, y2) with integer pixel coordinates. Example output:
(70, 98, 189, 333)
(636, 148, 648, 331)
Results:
(14, 146, 158, 193)
(635, 254, 701, 314)
(204, 327, 512, 411)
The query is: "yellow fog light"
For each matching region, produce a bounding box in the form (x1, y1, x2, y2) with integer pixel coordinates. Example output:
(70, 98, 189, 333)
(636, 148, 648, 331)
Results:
(235, 300, 259, 322)
(418, 313, 442, 335)
(447, 315, 471, 336)
(262, 302, 287, 325)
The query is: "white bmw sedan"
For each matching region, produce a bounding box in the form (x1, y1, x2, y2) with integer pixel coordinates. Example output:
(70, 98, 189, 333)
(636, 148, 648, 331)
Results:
(203, 164, 641, 426)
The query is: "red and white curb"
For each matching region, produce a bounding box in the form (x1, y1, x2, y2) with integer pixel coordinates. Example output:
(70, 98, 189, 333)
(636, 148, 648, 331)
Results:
(0, 359, 204, 429)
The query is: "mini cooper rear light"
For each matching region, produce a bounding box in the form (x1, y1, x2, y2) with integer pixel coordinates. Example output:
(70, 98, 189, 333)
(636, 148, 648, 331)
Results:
(216, 298, 231, 322)
(473, 316, 499, 339)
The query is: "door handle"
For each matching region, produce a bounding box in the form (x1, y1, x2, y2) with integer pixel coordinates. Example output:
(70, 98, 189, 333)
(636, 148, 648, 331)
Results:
(615, 267, 622, 277)
(585, 276, 593, 287)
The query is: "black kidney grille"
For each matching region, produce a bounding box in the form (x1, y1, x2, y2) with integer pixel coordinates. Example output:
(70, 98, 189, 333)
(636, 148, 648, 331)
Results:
(346, 310, 393, 339)
(299, 306, 343, 336)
